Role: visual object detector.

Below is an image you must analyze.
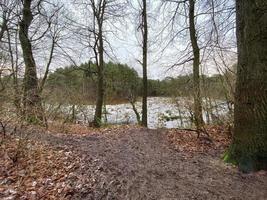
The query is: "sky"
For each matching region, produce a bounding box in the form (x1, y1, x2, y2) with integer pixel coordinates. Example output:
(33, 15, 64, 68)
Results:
(46, 0, 237, 80)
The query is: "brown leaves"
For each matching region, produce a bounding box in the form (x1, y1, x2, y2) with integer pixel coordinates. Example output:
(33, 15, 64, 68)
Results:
(0, 135, 81, 200)
(47, 121, 138, 137)
(166, 126, 231, 157)
(0, 123, 234, 199)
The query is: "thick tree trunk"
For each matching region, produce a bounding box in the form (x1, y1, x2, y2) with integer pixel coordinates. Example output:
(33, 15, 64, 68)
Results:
(188, 0, 204, 131)
(226, 0, 267, 172)
(93, 26, 104, 127)
(141, 0, 148, 127)
(19, 0, 43, 123)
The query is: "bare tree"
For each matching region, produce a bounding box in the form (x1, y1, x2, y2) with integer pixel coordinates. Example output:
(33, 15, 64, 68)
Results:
(90, 0, 106, 127)
(0, 1, 19, 105)
(160, 0, 235, 132)
(140, 0, 148, 127)
(188, 0, 204, 132)
(69, 0, 126, 127)
(18, 0, 63, 124)
(129, 0, 149, 127)
(19, 0, 42, 122)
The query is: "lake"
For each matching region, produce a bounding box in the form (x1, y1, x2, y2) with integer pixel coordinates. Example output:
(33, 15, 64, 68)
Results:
(54, 97, 232, 129)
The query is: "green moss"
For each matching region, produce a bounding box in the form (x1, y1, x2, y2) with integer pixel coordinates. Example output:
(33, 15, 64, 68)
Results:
(223, 148, 237, 165)
(223, 144, 267, 173)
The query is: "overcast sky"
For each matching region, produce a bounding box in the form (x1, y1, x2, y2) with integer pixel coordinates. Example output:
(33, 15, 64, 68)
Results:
(47, 0, 237, 80)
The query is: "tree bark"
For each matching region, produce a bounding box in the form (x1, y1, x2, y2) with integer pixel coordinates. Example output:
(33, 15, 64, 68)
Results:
(141, 0, 148, 127)
(226, 0, 267, 172)
(0, 14, 7, 43)
(93, 2, 105, 127)
(19, 0, 43, 123)
(188, 0, 204, 132)
(7, 26, 21, 115)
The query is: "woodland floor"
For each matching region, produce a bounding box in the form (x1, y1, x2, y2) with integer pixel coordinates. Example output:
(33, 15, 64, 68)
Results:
(1, 124, 267, 200)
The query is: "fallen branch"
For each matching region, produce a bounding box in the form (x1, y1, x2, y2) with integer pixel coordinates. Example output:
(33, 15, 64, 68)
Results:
(174, 128, 212, 142)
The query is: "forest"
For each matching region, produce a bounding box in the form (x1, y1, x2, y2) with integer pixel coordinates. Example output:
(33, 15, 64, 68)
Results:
(0, 0, 266, 199)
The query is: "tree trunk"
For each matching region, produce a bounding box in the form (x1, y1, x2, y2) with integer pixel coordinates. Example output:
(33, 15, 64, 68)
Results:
(19, 0, 43, 123)
(130, 99, 141, 125)
(7, 27, 22, 116)
(141, 0, 148, 127)
(93, 24, 104, 127)
(226, 0, 267, 172)
(0, 14, 7, 43)
(188, 0, 204, 131)
(71, 105, 76, 123)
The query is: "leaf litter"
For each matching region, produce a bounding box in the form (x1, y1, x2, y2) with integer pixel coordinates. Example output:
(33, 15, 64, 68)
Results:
(1, 124, 266, 199)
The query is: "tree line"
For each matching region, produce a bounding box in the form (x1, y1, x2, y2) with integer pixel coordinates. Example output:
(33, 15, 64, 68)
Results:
(40, 61, 235, 105)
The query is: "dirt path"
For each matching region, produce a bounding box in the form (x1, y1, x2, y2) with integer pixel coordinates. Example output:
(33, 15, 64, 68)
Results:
(27, 128, 267, 200)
